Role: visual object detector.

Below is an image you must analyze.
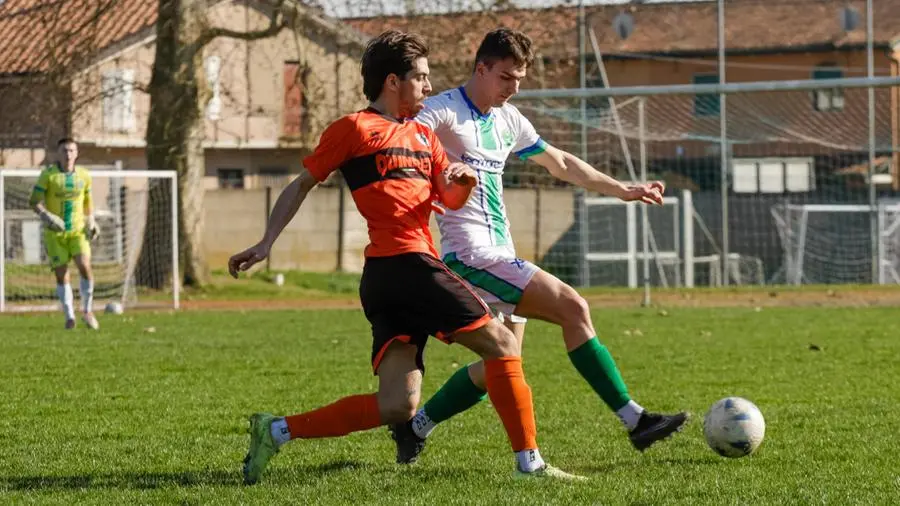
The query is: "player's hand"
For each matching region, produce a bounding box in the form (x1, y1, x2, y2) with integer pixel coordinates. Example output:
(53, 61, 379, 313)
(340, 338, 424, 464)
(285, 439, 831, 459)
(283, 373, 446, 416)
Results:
(39, 210, 65, 232)
(620, 181, 665, 205)
(85, 216, 100, 241)
(445, 163, 476, 188)
(228, 241, 271, 278)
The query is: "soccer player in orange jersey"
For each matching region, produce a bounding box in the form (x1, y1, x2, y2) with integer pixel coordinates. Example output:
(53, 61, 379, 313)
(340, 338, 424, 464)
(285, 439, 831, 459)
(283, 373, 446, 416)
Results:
(228, 30, 583, 484)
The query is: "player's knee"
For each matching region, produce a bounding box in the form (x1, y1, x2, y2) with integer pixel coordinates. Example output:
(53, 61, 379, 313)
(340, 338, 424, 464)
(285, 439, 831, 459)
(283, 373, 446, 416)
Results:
(560, 287, 591, 326)
(379, 397, 418, 424)
(482, 319, 520, 359)
(54, 269, 69, 285)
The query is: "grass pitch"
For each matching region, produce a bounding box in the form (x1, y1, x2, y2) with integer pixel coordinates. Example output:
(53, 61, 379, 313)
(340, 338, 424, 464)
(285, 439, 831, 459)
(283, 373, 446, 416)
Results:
(1, 305, 898, 504)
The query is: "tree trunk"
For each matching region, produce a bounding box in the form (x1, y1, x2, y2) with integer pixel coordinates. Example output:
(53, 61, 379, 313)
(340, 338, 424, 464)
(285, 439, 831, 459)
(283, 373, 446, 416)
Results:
(137, 0, 209, 289)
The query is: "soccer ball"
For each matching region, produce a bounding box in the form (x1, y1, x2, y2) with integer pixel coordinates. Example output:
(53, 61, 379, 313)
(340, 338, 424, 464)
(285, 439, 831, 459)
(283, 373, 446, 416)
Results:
(703, 397, 765, 458)
(104, 301, 124, 315)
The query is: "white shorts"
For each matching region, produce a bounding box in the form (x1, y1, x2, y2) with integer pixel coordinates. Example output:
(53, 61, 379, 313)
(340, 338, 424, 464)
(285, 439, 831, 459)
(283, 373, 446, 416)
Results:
(441, 247, 539, 324)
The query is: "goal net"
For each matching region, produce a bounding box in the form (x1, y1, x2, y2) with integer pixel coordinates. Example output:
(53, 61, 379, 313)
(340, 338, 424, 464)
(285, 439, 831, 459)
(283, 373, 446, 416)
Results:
(1, 168, 179, 312)
(771, 202, 900, 285)
(510, 73, 896, 288)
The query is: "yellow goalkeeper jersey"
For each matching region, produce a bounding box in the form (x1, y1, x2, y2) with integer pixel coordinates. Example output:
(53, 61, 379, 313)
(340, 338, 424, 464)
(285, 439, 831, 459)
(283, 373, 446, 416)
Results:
(29, 164, 93, 233)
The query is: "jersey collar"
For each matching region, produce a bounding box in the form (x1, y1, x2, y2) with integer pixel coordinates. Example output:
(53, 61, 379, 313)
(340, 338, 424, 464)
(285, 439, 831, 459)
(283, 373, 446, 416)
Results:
(364, 106, 409, 124)
(458, 86, 492, 120)
(54, 162, 76, 174)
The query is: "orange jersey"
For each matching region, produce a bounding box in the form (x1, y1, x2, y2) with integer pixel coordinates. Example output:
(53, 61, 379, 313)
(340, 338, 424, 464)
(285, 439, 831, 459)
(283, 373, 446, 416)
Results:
(304, 108, 451, 258)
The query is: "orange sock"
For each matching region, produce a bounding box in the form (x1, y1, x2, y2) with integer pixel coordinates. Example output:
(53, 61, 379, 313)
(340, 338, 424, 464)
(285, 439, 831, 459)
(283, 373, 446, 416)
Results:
(285, 394, 382, 439)
(484, 357, 538, 452)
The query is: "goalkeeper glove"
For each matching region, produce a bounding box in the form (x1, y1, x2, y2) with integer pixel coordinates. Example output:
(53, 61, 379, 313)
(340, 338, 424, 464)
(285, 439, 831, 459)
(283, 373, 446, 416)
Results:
(38, 209, 65, 232)
(85, 215, 100, 241)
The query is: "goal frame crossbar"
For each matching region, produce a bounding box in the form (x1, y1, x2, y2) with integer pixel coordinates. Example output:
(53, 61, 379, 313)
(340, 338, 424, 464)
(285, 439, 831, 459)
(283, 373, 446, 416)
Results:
(0, 168, 180, 312)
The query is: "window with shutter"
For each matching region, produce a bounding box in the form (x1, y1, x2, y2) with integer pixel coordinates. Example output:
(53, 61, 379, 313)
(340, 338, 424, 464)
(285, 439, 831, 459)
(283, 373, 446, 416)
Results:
(102, 69, 136, 132)
(812, 65, 844, 112)
(283, 61, 304, 137)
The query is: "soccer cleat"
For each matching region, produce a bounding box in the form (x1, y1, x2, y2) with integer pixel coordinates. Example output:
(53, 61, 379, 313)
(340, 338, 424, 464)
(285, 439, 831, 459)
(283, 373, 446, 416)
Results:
(388, 420, 426, 464)
(514, 464, 588, 481)
(242, 413, 280, 485)
(65, 319, 76, 330)
(82, 312, 99, 330)
(629, 411, 690, 452)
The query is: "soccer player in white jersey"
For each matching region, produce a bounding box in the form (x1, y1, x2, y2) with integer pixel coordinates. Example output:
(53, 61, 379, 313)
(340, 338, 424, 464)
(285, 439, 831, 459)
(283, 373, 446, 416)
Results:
(388, 28, 688, 464)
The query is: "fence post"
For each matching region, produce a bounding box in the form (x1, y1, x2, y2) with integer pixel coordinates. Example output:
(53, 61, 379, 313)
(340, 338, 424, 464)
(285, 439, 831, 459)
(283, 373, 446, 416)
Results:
(866, 0, 879, 283)
(265, 186, 272, 271)
(717, 0, 729, 286)
(337, 179, 346, 272)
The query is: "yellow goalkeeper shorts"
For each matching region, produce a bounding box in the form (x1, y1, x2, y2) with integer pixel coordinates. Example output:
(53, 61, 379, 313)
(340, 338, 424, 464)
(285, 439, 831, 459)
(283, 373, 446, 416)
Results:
(44, 231, 91, 269)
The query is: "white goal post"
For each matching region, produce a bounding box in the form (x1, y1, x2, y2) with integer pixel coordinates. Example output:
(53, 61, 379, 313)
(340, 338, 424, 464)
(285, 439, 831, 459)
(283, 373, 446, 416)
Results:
(582, 192, 684, 289)
(1, 167, 179, 312)
(771, 202, 900, 285)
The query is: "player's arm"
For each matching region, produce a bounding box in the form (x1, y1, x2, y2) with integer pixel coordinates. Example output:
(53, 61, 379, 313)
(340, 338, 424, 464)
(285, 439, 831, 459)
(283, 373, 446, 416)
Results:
(228, 169, 318, 277)
(426, 126, 475, 211)
(83, 172, 100, 240)
(433, 162, 477, 210)
(529, 144, 664, 205)
(230, 115, 355, 277)
(30, 171, 64, 231)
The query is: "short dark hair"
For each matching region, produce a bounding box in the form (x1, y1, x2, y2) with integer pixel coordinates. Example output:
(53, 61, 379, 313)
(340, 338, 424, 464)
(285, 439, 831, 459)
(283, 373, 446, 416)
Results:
(474, 28, 535, 69)
(361, 30, 429, 102)
(57, 137, 76, 147)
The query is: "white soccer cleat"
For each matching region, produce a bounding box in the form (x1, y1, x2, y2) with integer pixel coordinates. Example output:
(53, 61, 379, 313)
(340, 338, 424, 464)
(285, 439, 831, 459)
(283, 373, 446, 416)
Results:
(82, 312, 99, 330)
(514, 464, 588, 481)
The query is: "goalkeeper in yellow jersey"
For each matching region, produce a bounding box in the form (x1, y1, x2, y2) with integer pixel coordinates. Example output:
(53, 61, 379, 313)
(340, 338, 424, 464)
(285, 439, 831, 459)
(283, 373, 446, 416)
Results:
(29, 138, 100, 330)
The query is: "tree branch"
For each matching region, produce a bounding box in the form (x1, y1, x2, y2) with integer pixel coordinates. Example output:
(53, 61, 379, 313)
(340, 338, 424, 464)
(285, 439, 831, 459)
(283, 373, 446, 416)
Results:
(196, 0, 294, 48)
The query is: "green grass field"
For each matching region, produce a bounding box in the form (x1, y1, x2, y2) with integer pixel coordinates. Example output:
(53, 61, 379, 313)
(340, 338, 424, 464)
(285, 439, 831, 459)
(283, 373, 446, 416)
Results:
(2, 306, 899, 504)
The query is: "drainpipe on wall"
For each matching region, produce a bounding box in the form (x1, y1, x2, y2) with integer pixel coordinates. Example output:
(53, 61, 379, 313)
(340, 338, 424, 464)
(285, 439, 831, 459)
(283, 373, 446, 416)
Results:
(891, 38, 900, 192)
(335, 43, 345, 272)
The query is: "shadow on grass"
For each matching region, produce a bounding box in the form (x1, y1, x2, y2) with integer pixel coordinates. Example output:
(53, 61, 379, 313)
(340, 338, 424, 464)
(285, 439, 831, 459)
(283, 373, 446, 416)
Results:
(0, 460, 368, 492)
(575, 455, 722, 475)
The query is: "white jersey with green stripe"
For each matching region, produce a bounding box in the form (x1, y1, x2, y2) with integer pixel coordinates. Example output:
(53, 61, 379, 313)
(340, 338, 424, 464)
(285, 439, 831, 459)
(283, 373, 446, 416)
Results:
(415, 87, 547, 254)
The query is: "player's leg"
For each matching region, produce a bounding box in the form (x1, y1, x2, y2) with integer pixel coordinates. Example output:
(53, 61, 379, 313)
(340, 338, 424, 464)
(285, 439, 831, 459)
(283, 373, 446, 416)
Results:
(514, 268, 688, 451)
(410, 252, 533, 441)
(411, 314, 523, 441)
(72, 234, 98, 329)
(46, 232, 75, 328)
(393, 253, 582, 479)
(452, 319, 581, 479)
(279, 341, 418, 439)
(466, 315, 526, 387)
(241, 341, 418, 485)
(242, 256, 422, 484)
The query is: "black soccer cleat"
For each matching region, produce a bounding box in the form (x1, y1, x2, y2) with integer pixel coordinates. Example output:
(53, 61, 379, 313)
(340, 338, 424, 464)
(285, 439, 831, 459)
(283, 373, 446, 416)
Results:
(629, 411, 690, 452)
(389, 420, 427, 464)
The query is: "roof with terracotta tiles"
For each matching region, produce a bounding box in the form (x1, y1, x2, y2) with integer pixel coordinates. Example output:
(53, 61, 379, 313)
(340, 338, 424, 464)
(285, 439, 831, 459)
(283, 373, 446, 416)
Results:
(344, 0, 900, 64)
(3, 0, 898, 76)
(0, 0, 157, 75)
(0, 0, 366, 76)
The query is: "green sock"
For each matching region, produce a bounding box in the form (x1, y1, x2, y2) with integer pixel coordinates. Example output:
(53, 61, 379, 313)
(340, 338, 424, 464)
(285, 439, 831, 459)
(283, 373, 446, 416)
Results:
(568, 337, 631, 411)
(423, 364, 487, 423)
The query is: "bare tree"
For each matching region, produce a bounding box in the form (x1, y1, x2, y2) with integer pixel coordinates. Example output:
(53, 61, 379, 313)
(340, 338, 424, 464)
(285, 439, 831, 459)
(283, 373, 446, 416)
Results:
(139, 0, 300, 288)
